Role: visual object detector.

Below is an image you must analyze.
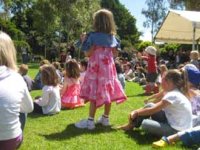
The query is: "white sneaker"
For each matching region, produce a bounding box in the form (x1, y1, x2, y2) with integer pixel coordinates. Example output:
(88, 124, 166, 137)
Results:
(75, 119, 95, 130)
(97, 116, 110, 126)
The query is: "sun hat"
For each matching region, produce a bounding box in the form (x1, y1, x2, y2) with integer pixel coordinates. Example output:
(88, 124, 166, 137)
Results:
(145, 46, 157, 56)
(184, 64, 200, 86)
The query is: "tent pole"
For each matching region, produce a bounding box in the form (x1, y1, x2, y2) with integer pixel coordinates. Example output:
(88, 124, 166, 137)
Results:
(192, 24, 196, 50)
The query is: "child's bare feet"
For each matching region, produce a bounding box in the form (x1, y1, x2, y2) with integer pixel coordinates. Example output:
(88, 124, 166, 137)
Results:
(116, 124, 134, 131)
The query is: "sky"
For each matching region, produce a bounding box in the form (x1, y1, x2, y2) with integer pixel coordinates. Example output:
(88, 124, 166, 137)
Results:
(119, 0, 152, 41)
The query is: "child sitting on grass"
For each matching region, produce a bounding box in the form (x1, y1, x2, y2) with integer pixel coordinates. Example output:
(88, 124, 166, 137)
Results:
(60, 59, 84, 109)
(18, 64, 34, 91)
(33, 64, 61, 115)
(118, 69, 192, 137)
(152, 64, 200, 148)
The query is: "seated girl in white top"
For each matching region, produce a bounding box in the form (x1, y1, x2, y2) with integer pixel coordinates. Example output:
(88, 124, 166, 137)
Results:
(118, 69, 192, 137)
(33, 64, 61, 115)
(152, 64, 200, 148)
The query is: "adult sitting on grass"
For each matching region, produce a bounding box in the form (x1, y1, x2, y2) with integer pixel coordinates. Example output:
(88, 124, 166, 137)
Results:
(0, 31, 33, 150)
(33, 64, 61, 115)
(118, 69, 192, 137)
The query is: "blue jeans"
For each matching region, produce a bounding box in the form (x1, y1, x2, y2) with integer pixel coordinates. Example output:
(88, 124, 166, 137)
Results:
(19, 113, 27, 131)
(133, 103, 177, 136)
(178, 126, 200, 146)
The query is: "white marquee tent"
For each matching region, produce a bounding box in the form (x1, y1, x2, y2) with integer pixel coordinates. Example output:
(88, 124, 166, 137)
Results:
(155, 9, 200, 50)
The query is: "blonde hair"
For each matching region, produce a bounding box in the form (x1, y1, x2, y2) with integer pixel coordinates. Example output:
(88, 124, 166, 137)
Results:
(19, 64, 28, 75)
(93, 9, 116, 35)
(40, 59, 50, 66)
(0, 32, 17, 70)
(190, 50, 199, 60)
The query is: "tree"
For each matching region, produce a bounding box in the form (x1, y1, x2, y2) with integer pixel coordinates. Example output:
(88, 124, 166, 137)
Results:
(0, 0, 12, 20)
(51, 0, 100, 44)
(142, 0, 167, 42)
(101, 0, 140, 46)
(169, 0, 200, 11)
(168, 0, 184, 9)
(1, 0, 101, 57)
(137, 41, 152, 51)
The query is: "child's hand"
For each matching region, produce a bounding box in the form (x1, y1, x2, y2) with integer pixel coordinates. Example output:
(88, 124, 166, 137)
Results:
(129, 111, 138, 120)
(137, 52, 142, 59)
(59, 84, 63, 90)
(80, 33, 87, 43)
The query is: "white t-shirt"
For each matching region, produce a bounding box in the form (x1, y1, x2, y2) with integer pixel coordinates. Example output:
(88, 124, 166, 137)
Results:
(163, 89, 192, 131)
(35, 85, 61, 114)
(0, 66, 33, 140)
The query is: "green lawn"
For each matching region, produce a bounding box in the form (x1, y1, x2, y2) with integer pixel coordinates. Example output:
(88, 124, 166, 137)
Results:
(19, 63, 188, 150)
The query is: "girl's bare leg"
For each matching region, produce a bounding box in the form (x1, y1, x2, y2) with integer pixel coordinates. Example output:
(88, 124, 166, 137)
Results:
(89, 102, 96, 118)
(167, 134, 180, 144)
(104, 103, 111, 116)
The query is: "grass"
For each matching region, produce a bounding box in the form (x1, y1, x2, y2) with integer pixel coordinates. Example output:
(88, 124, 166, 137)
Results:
(19, 63, 189, 150)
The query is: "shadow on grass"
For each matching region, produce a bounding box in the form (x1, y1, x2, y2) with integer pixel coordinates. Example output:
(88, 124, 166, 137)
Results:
(28, 112, 58, 118)
(124, 129, 158, 145)
(126, 92, 153, 98)
(40, 124, 117, 141)
(28, 113, 43, 118)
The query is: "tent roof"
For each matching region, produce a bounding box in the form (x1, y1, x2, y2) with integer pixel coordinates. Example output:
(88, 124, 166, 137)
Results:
(155, 9, 200, 44)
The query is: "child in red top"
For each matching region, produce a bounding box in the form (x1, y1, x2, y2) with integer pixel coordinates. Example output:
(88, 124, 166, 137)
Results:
(141, 46, 158, 94)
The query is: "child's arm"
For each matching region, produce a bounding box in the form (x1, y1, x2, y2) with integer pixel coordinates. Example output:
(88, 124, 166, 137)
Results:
(35, 87, 50, 107)
(112, 48, 118, 57)
(60, 78, 68, 97)
(141, 56, 148, 60)
(81, 32, 93, 57)
(144, 90, 165, 104)
(84, 46, 94, 57)
(20, 88, 34, 113)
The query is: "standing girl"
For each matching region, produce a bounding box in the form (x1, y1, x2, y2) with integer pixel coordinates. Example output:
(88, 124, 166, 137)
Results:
(33, 64, 61, 115)
(75, 9, 127, 130)
(61, 59, 84, 109)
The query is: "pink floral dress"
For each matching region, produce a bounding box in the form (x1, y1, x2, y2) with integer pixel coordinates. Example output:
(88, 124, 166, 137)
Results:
(80, 46, 127, 107)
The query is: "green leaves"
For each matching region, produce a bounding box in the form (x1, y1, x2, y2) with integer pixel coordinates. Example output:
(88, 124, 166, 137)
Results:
(101, 0, 140, 47)
(142, 0, 167, 42)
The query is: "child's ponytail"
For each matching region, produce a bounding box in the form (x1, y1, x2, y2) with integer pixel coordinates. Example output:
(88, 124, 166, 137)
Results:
(180, 70, 190, 99)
